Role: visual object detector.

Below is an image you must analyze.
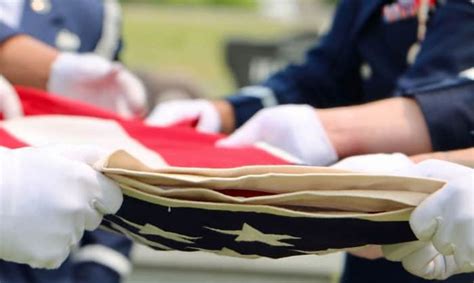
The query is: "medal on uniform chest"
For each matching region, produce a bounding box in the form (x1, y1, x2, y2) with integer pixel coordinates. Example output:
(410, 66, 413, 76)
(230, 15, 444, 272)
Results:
(407, 0, 434, 64)
(383, 0, 436, 23)
(30, 0, 51, 14)
(382, 0, 436, 64)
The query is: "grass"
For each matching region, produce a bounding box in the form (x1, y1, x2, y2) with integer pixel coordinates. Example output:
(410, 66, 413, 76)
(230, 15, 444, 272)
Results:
(121, 4, 301, 98)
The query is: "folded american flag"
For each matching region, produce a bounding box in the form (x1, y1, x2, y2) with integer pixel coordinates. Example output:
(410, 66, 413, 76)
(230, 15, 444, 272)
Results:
(0, 87, 443, 259)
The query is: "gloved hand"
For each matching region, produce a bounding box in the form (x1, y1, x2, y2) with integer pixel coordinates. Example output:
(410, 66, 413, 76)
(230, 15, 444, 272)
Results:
(217, 105, 338, 166)
(330, 153, 414, 260)
(0, 75, 23, 120)
(382, 160, 474, 280)
(146, 99, 221, 133)
(48, 53, 147, 118)
(0, 145, 122, 269)
(331, 153, 414, 174)
(384, 241, 467, 280)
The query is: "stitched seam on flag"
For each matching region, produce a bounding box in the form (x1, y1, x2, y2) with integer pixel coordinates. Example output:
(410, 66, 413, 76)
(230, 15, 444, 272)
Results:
(118, 183, 414, 222)
(108, 174, 426, 211)
(103, 171, 443, 195)
(103, 151, 351, 176)
(99, 151, 444, 194)
(1, 116, 168, 167)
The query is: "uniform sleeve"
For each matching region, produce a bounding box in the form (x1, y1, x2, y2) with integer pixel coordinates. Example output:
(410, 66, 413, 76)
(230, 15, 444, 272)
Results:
(226, 0, 364, 127)
(0, 21, 21, 43)
(395, 0, 474, 151)
(72, 230, 133, 283)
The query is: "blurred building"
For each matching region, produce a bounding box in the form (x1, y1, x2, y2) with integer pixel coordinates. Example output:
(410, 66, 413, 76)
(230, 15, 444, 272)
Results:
(258, 0, 333, 26)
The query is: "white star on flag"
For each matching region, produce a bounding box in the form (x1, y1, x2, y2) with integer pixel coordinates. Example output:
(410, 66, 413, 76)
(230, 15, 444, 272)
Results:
(206, 223, 300, 247)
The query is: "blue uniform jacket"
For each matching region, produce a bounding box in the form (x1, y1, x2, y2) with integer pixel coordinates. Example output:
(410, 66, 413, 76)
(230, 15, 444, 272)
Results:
(0, 230, 132, 283)
(227, 0, 474, 152)
(0, 1, 131, 282)
(0, 0, 122, 60)
(228, 1, 473, 282)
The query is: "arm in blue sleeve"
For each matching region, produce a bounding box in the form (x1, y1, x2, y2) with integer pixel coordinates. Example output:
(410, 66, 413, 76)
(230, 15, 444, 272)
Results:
(405, 78, 474, 151)
(227, 0, 364, 127)
(73, 230, 133, 283)
(396, 0, 474, 151)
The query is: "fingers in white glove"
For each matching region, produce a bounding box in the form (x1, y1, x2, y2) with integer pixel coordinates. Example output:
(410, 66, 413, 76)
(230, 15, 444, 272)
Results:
(27, 144, 123, 215)
(383, 242, 461, 280)
(195, 102, 221, 133)
(0, 145, 122, 269)
(49, 53, 116, 90)
(0, 75, 23, 120)
(404, 162, 474, 276)
(410, 172, 474, 243)
(424, 175, 474, 268)
(12, 145, 122, 220)
(217, 115, 260, 147)
(381, 161, 474, 280)
(414, 159, 473, 181)
(88, 169, 124, 216)
(26, 236, 74, 269)
(218, 105, 337, 166)
(146, 99, 221, 133)
(383, 241, 426, 261)
(402, 243, 460, 280)
(116, 68, 148, 117)
(48, 53, 147, 118)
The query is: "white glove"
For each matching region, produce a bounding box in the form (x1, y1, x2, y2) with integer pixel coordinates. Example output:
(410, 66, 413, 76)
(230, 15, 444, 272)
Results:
(384, 241, 466, 280)
(330, 153, 414, 260)
(217, 105, 337, 166)
(0, 145, 122, 269)
(146, 99, 221, 133)
(383, 160, 474, 280)
(48, 53, 147, 118)
(331, 153, 414, 174)
(0, 75, 23, 120)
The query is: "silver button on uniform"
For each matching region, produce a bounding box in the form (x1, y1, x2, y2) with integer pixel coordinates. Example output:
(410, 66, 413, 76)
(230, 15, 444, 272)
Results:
(55, 29, 81, 52)
(360, 63, 373, 80)
(31, 0, 51, 14)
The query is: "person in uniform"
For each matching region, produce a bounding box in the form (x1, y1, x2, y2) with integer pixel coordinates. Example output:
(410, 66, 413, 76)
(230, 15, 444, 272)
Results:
(330, 151, 474, 282)
(0, 1, 137, 282)
(0, 0, 147, 118)
(146, 0, 474, 282)
(0, 144, 123, 269)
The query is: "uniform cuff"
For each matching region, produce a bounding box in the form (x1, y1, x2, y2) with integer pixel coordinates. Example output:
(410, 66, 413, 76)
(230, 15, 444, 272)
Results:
(0, 22, 21, 43)
(73, 244, 132, 278)
(410, 81, 474, 151)
(73, 262, 122, 283)
(226, 86, 278, 128)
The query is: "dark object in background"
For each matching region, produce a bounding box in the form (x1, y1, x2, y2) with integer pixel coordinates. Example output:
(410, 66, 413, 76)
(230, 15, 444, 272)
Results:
(224, 32, 319, 87)
(133, 69, 205, 115)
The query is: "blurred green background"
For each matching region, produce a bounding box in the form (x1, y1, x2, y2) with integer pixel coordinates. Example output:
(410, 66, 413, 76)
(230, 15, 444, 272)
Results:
(120, 1, 331, 98)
